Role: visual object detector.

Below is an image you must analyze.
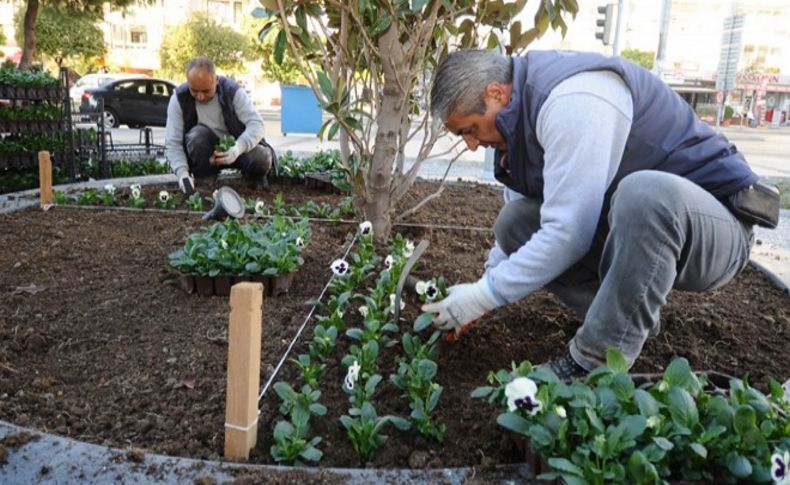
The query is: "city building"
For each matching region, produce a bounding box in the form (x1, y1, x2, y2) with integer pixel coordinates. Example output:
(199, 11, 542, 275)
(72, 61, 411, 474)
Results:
(1, 0, 788, 122)
(522, 0, 790, 124)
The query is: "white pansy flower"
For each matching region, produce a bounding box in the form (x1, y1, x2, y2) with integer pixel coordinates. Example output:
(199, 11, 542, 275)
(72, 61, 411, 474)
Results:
(158, 190, 170, 203)
(384, 255, 393, 270)
(389, 294, 405, 313)
(131, 187, 141, 199)
(771, 450, 790, 484)
(295, 237, 305, 249)
(359, 305, 369, 318)
(505, 377, 543, 415)
(425, 281, 439, 300)
(103, 184, 116, 194)
(415, 280, 428, 295)
(331, 259, 349, 276)
(404, 240, 415, 257)
(646, 416, 661, 429)
(130, 183, 141, 192)
(344, 360, 361, 391)
(554, 405, 567, 419)
(254, 200, 266, 217)
(359, 220, 373, 237)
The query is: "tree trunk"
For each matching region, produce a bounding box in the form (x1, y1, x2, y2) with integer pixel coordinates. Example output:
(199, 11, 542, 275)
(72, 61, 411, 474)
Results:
(19, 0, 39, 70)
(364, 25, 408, 242)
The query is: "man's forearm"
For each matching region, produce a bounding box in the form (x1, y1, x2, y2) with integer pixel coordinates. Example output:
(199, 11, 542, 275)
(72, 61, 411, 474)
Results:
(167, 146, 189, 178)
(165, 94, 189, 178)
(232, 90, 265, 153)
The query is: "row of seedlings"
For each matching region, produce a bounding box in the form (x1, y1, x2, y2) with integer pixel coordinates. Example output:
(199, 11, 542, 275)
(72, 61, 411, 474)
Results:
(268, 222, 375, 464)
(53, 184, 355, 222)
(269, 221, 451, 465)
(388, 240, 449, 443)
(337, 224, 409, 462)
(339, 230, 450, 460)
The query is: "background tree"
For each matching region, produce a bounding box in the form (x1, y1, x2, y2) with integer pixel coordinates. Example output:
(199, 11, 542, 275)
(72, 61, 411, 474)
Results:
(260, 0, 578, 241)
(0, 26, 6, 58)
(18, 0, 139, 70)
(620, 48, 654, 70)
(159, 13, 250, 80)
(242, 17, 304, 85)
(14, 5, 104, 73)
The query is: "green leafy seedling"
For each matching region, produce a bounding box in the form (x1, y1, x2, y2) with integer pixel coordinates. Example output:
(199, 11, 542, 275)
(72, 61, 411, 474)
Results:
(215, 135, 235, 152)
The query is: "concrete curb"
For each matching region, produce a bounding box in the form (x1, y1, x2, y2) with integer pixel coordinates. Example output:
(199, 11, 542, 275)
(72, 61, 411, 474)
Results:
(749, 259, 790, 297)
(0, 421, 533, 484)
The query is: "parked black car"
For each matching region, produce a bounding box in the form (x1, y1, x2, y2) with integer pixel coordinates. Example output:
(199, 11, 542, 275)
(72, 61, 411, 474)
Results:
(80, 78, 176, 129)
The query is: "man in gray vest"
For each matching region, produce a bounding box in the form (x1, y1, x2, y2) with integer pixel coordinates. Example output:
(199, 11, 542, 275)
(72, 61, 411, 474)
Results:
(166, 56, 275, 193)
(423, 49, 760, 380)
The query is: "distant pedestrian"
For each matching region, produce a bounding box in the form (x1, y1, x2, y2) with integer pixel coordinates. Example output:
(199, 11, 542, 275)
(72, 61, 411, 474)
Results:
(166, 56, 275, 193)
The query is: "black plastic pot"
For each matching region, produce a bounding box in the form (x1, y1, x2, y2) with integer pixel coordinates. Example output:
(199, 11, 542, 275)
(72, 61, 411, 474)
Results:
(194, 275, 214, 296)
(269, 272, 295, 296)
(179, 275, 195, 294)
(213, 276, 233, 296)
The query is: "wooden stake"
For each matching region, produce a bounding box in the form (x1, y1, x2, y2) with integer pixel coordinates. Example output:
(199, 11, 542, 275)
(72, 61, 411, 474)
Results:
(224, 282, 264, 460)
(38, 151, 53, 208)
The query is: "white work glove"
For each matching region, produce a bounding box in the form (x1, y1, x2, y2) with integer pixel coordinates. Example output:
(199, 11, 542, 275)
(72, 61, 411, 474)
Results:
(421, 277, 502, 336)
(214, 143, 241, 166)
(178, 174, 195, 194)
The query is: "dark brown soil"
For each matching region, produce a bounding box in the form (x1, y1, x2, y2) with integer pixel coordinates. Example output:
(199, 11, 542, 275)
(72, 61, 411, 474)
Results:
(1, 179, 788, 469)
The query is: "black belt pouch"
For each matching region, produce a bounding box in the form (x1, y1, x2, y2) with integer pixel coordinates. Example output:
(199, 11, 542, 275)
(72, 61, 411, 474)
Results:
(727, 181, 781, 229)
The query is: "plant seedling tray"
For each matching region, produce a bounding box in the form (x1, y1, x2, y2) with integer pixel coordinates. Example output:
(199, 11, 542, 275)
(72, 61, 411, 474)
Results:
(179, 272, 297, 297)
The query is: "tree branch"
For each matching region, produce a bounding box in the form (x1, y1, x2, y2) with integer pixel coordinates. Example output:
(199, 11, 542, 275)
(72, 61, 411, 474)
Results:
(394, 149, 465, 222)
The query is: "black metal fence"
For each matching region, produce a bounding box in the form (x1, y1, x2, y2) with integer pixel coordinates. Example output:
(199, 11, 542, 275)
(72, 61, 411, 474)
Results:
(72, 96, 166, 179)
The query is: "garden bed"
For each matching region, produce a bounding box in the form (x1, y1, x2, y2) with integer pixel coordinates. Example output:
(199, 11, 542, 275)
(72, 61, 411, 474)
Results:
(0, 180, 788, 470)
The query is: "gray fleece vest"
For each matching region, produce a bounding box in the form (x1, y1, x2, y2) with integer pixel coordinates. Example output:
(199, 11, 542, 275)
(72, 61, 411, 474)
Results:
(493, 50, 757, 201)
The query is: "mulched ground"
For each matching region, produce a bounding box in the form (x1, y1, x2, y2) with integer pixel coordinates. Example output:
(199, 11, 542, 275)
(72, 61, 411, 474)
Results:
(0, 179, 788, 470)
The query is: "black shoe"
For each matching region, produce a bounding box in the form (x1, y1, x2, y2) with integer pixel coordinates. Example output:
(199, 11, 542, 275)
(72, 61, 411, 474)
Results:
(543, 353, 589, 381)
(246, 174, 269, 190)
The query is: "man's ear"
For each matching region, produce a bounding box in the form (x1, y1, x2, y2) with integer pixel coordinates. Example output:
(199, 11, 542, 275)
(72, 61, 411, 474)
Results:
(484, 82, 509, 106)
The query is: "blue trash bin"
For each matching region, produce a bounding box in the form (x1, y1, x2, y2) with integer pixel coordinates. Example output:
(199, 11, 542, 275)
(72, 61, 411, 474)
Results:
(280, 85, 322, 135)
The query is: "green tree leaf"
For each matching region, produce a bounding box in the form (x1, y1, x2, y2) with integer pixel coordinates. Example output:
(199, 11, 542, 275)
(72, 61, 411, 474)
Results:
(159, 13, 250, 80)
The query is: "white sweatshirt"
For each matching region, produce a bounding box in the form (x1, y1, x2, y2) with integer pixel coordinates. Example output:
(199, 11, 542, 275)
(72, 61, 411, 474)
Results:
(486, 70, 634, 303)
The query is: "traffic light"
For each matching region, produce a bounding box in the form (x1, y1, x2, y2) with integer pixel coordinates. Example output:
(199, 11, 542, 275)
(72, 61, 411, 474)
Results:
(596, 4, 615, 45)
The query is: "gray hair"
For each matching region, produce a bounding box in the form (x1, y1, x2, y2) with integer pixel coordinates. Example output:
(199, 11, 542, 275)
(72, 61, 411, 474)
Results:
(430, 49, 513, 122)
(186, 56, 216, 77)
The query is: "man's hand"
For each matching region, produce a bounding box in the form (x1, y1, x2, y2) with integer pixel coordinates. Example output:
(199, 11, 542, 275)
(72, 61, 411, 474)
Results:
(421, 277, 501, 336)
(178, 175, 195, 195)
(214, 143, 241, 166)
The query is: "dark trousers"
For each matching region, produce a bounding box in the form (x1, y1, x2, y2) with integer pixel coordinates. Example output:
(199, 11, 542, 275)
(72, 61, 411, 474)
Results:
(185, 124, 274, 179)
